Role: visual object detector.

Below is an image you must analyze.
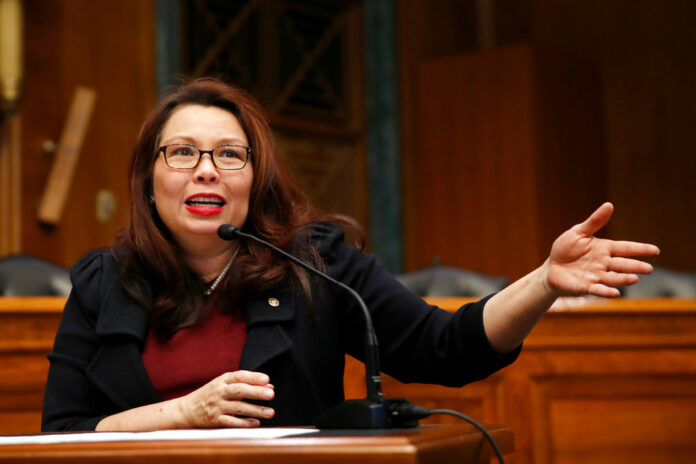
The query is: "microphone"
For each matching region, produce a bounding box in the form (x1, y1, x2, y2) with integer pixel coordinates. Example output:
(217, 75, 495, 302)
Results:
(217, 226, 506, 460)
(217, 224, 418, 428)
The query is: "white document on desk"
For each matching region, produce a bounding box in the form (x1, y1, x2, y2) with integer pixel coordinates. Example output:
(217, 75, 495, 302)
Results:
(0, 428, 318, 445)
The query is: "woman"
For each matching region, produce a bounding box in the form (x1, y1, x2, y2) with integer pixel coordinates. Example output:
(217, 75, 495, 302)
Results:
(42, 78, 659, 431)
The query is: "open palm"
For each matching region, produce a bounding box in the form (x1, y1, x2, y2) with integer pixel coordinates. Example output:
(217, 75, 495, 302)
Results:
(547, 203, 660, 298)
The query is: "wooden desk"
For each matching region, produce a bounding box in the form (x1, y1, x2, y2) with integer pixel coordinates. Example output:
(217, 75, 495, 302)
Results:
(4, 297, 696, 463)
(0, 297, 64, 434)
(0, 424, 513, 463)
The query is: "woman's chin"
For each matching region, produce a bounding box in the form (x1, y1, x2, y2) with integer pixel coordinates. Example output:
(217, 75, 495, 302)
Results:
(176, 221, 224, 238)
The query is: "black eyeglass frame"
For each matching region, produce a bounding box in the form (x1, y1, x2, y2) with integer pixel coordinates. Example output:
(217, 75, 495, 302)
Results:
(158, 143, 253, 170)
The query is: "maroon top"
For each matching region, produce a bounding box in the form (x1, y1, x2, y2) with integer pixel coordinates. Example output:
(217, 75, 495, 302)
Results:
(141, 303, 247, 401)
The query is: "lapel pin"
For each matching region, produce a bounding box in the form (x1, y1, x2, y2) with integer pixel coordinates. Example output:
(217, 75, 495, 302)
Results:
(268, 297, 280, 307)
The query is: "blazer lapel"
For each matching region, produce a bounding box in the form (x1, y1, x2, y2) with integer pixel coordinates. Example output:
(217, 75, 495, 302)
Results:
(86, 275, 160, 409)
(240, 289, 296, 372)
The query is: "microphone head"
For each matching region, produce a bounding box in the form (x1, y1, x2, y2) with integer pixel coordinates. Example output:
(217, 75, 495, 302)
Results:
(217, 224, 239, 241)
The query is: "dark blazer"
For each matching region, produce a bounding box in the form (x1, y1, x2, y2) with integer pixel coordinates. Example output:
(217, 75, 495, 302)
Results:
(42, 223, 520, 431)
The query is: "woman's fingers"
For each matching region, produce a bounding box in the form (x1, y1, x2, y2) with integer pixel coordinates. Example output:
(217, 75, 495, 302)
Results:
(222, 370, 271, 386)
(216, 416, 261, 428)
(599, 270, 639, 287)
(607, 256, 654, 274)
(220, 400, 275, 420)
(587, 283, 622, 298)
(610, 240, 661, 257)
(574, 202, 614, 237)
(224, 382, 275, 401)
(181, 371, 275, 428)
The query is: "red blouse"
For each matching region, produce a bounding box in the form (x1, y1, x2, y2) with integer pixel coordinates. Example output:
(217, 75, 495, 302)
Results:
(141, 303, 247, 401)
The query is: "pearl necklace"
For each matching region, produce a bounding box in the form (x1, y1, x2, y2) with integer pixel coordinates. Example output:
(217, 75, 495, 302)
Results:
(204, 247, 240, 296)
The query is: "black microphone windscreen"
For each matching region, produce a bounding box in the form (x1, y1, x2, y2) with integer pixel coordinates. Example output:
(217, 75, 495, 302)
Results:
(217, 224, 239, 241)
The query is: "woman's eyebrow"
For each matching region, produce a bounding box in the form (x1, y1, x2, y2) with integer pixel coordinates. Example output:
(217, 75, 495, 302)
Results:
(160, 135, 247, 146)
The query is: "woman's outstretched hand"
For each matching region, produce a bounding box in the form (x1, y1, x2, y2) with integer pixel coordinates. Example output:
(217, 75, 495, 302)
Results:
(546, 202, 660, 298)
(483, 202, 660, 353)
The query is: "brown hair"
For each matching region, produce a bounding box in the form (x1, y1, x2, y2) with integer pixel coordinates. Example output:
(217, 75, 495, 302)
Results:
(113, 78, 356, 338)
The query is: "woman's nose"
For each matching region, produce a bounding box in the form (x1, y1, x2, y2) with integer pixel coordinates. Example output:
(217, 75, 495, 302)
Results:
(193, 153, 219, 183)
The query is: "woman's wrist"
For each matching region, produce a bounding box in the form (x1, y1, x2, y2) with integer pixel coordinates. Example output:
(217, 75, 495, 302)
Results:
(538, 259, 562, 300)
(175, 395, 193, 428)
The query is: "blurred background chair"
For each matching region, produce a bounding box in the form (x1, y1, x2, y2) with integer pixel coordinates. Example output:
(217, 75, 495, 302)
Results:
(396, 265, 508, 297)
(0, 254, 71, 297)
(620, 267, 696, 298)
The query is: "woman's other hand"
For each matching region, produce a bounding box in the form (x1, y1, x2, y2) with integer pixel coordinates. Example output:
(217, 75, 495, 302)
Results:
(178, 370, 275, 428)
(546, 202, 660, 298)
(483, 202, 660, 353)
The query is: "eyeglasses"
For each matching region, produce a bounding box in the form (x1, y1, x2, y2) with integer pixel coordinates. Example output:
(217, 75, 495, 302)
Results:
(158, 143, 252, 170)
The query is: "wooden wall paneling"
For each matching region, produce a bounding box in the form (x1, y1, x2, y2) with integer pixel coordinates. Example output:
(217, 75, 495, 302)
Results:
(381, 373, 505, 426)
(275, 131, 366, 227)
(531, 374, 696, 464)
(367, 298, 696, 464)
(36, 87, 96, 225)
(272, 3, 368, 237)
(599, 1, 696, 271)
(532, 48, 607, 248)
(528, 0, 696, 271)
(410, 46, 544, 280)
(20, 0, 156, 267)
(397, 0, 477, 274)
(400, 0, 696, 278)
(404, 43, 606, 281)
(0, 114, 21, 255)
(508, 303, 696, 464)
(343, 354, 366, 398)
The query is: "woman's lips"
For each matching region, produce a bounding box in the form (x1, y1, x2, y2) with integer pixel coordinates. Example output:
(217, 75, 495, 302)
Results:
(184, 193, 225, 216)
(185, 205, 223, 216)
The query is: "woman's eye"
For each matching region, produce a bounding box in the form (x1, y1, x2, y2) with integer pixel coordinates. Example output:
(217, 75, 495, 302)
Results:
(220, 149, 241, 159)
(171, 147, 194, 156)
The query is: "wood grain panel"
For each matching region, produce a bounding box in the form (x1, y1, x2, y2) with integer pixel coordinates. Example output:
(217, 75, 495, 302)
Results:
(399, 0, 694, 279)
(405, 44, 605, 281)
(534, 376, 696, 464)
(19, 0, 156, 267)
(0, 115, 21, 254)
(348, 297, 696, 464)
(3, 296, 696, 464)
(381, 374, 501, 426)
(0, 297, 63, 433)
(529, 0, 696, 272)
(410, 46, 542, 279)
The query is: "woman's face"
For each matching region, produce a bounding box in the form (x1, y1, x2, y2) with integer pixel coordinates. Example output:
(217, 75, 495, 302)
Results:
(153, 104, 254, 251)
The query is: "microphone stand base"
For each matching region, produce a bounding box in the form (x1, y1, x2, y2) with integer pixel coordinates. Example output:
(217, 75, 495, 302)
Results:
(315, 398, 419, 429)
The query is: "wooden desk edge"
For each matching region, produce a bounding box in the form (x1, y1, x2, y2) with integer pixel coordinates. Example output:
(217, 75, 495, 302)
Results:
(0, 424, 514, 462)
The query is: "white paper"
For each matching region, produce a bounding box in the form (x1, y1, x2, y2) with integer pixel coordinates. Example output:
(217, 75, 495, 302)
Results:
(0, 428, 318, 445)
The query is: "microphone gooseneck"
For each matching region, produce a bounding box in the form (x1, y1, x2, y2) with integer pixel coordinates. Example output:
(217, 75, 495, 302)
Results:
(215, 223, 510, 463)
(217, 224, 384, 403)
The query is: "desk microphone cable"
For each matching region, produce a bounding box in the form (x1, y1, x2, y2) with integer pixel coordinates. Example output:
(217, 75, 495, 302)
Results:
(389, 403, 505, 464)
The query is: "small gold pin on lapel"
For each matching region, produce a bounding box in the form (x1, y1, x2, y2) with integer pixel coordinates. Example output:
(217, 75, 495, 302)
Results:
(268, 297, 280, 307)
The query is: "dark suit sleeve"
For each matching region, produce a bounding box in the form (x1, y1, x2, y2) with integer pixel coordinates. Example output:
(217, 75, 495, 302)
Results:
(41, 251, 112, 431)
(313, 222, 521, 387)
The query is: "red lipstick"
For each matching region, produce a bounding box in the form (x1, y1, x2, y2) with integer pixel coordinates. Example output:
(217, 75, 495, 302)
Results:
(184, 193, 225, 216)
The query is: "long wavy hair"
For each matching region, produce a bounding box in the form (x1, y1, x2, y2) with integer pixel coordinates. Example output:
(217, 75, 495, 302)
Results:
(113, 78, 357, 339)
